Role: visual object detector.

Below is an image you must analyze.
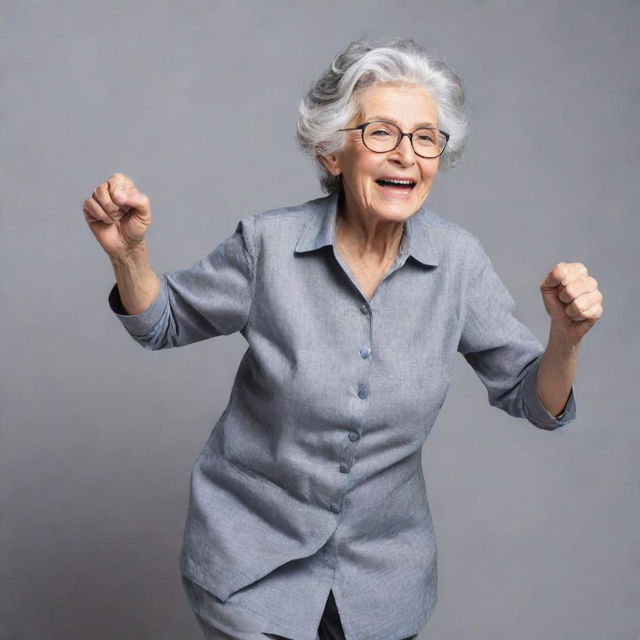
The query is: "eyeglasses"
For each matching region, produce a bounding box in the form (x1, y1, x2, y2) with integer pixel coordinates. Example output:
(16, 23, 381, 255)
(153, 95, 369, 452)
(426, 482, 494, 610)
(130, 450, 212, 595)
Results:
(338, 121, 450, 159)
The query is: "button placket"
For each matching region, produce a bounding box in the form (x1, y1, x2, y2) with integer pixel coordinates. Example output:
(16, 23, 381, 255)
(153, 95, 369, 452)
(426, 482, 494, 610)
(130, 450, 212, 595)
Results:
(356, 300, 373, 401)
(350, 302, 371, 479)
(337, 300, 372, 487)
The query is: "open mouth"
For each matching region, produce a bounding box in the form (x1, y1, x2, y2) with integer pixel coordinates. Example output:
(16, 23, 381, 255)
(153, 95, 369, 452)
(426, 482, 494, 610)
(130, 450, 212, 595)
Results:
(375, 178, 416, 191)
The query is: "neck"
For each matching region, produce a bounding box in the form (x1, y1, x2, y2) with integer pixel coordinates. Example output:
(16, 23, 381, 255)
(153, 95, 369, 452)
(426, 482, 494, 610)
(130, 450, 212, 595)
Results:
(335, 189, 405, 262)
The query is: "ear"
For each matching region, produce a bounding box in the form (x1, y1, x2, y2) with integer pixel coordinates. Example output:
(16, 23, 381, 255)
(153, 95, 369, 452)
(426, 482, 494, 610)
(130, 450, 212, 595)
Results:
(316, 150, 342, 177)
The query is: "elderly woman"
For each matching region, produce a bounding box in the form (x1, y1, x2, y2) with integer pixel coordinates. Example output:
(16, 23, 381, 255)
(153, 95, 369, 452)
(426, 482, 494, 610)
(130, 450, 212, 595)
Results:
(83, 38, 602, 640)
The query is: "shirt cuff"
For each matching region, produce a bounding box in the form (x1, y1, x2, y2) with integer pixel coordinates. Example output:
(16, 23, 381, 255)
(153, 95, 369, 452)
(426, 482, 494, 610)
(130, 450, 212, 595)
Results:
(108, 276, 168, 338)
(521, 356, 577, 430)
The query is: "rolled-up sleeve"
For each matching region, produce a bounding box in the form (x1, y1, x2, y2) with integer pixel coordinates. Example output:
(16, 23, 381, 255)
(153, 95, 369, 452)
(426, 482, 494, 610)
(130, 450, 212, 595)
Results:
(457, 240, 576, 430)
(108, 218, 256, 350)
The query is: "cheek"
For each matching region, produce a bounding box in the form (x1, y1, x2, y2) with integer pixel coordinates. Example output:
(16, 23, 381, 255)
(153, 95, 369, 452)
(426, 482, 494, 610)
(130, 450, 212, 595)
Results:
(353, 161, 379, 189)
(421, 165, 438, 186)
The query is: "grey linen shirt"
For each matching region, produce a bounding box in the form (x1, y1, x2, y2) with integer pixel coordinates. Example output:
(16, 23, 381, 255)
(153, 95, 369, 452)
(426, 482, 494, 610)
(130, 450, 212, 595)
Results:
(109, 189, 576, 640)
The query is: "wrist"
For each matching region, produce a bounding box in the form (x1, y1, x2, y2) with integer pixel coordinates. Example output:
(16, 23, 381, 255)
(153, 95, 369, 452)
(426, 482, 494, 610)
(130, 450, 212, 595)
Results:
(546, 325, 582, 359)
(109, 242, 149, 268)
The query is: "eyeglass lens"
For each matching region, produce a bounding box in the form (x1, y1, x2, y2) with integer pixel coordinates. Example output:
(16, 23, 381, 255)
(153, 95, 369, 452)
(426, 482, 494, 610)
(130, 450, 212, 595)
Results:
(362, 122, 446, 157)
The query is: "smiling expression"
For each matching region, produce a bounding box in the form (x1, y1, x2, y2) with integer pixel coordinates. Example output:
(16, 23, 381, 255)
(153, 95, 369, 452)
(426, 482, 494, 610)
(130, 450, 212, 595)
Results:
(319, 82, 441, 225)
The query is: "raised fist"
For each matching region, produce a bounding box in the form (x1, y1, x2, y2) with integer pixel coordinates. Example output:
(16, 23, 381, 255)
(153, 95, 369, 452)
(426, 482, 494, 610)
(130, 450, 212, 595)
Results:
(83, 172, 152, 259)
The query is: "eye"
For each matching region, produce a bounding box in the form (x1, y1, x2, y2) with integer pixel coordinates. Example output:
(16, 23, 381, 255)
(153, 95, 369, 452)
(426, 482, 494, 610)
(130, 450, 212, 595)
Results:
(416, 130, 437, 143)
(366, 122, 396, 136)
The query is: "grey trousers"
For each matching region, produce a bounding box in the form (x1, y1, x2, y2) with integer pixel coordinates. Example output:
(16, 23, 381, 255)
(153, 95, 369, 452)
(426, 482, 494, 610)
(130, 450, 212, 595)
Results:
(182, 575, 418, 640)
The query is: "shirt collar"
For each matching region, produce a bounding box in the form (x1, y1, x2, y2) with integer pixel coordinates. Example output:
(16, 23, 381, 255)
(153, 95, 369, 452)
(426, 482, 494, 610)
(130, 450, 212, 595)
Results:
(294, 189, 440, 267)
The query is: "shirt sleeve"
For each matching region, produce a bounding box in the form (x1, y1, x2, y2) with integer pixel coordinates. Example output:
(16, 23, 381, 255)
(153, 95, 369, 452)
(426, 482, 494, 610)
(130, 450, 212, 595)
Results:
(457, 240, 576, 430)
(108, 217, 256, 350)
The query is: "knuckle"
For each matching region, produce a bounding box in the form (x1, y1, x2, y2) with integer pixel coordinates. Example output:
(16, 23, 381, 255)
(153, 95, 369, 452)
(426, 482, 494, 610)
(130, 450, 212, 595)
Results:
(109, 173, 132, 189)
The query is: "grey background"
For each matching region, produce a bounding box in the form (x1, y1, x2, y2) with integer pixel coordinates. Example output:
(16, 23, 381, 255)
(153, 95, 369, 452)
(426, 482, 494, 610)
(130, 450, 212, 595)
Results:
(2, 1, 638, 639)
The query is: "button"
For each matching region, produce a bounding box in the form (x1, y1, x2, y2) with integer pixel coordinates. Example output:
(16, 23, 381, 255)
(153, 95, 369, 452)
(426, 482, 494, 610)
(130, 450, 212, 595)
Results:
(339, 463, 349, 473)
(348, 431, 359, 441)
(359, 303, 369, 314)
(359, 347, 371, 359)
(357, 385, 369, 399)
(329, 502, 341, 513)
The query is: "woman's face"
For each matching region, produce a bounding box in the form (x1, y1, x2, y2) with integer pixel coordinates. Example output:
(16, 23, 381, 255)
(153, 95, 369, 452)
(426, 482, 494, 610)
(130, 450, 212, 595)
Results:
(320, 82, 441, 225)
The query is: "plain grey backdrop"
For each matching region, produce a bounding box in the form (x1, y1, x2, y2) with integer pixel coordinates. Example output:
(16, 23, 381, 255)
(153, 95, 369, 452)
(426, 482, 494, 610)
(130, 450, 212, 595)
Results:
(2, 2, 639, 639)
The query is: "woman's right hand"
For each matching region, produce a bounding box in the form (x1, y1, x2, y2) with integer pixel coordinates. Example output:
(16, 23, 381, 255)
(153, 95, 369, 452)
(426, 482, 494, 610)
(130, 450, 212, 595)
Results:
(83, 172, 152, 259)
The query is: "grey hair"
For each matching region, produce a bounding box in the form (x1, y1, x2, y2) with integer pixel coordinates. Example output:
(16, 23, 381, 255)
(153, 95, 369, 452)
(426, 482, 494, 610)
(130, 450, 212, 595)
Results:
(296, 37, 469, 194)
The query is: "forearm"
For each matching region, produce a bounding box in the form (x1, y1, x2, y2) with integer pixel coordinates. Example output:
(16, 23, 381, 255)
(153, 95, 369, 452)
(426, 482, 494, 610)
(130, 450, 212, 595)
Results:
(109, 243, 160, 315)
(535, 327, 581, 417)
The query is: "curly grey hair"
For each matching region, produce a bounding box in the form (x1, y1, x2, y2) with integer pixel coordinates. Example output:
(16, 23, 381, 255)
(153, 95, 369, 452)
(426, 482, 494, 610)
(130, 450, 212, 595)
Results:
(296, 37, 469, 194)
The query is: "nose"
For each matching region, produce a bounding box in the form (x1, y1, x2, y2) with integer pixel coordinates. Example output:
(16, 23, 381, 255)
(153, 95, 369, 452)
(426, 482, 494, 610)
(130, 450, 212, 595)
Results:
(389, 133, 416, 165)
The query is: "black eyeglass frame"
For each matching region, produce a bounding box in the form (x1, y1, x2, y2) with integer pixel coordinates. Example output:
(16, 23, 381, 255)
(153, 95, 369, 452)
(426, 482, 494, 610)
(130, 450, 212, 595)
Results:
(338, 120, 450, 159)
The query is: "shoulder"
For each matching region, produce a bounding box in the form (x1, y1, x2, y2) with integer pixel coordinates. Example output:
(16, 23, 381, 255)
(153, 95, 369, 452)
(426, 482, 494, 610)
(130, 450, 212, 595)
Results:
(233, 194, 333, 260)
(413, 207, 489, 269)
(239, 194, 327, 231)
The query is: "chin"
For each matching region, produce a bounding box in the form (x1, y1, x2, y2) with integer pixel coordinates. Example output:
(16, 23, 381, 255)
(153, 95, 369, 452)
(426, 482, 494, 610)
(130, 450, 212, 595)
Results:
(373, 206, 416, 223)
(376, 196, 425, 217)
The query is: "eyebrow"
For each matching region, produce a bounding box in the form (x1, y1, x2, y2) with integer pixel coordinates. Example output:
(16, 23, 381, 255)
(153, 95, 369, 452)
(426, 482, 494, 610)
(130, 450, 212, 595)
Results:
(365, 115, 437, 129)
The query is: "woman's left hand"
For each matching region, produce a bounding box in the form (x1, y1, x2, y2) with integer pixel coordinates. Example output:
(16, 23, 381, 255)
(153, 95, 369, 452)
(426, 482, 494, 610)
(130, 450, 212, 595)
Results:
(540, 262, 604, 341)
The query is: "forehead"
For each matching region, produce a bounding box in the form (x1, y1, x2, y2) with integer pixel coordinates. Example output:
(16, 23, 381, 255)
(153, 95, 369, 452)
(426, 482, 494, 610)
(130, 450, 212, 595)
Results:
(354, 82, 439, 126)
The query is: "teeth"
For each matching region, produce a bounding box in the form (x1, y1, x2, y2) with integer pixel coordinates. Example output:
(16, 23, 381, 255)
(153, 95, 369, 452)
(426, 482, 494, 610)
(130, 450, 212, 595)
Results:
(379, 179, 414, 185)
